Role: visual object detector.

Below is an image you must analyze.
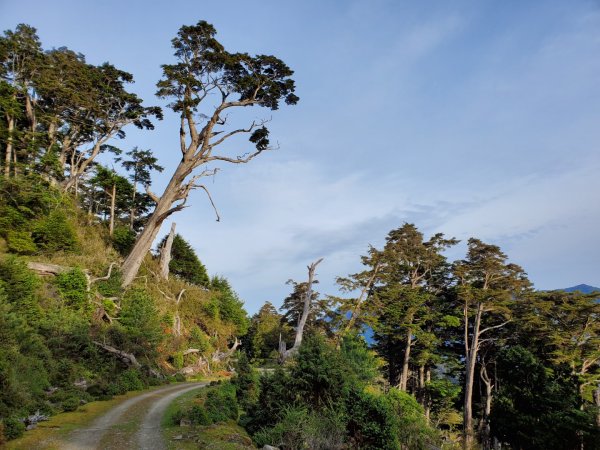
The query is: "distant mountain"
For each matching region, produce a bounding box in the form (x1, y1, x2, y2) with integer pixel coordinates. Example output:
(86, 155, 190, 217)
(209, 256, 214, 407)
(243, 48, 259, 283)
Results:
(562, 284, 600, 294)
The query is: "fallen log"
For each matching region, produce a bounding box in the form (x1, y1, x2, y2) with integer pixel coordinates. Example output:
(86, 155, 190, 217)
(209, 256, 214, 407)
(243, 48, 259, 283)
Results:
(93, 341, 141, 369)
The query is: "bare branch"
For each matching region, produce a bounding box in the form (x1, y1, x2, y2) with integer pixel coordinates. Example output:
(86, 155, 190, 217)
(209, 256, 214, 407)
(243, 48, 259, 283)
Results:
(197, 185, 220, 222)
(145, 185, 161, 203)
(480, 320, 512, 336)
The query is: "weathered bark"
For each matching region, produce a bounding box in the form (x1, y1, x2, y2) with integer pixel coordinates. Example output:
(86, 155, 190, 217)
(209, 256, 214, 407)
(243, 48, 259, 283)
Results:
(121, 163, 190, 286)
(108, 182, 116, 237)
(159, 222, 176, 280)
(4, 114, 14, 178)
(179, 355, 210, 376)
(211, 337, 240, 362)
(93, 341, 141, 368)
(27, 262, 72, 276)
(281, 258, 323, 361)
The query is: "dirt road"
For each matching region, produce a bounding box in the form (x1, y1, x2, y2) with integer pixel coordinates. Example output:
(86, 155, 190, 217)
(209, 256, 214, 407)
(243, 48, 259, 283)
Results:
(55, 382, 206, 450)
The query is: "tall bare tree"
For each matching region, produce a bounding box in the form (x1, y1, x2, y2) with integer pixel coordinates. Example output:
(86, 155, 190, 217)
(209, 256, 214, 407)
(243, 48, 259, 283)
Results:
(120, 21, 298, 287)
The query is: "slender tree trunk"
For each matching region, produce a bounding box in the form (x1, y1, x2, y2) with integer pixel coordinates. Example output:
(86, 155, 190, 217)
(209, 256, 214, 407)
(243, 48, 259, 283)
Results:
(108, 183, 116, 237)
(159, 222, 176, 280)
(479, 363, 493, 450)
(4, 114, 14, 178)
(464, 303, 483, 450)
(399, 325, 413, 391)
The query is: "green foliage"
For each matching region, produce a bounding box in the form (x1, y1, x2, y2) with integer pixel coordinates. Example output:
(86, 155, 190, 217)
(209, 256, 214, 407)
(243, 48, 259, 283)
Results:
(0, 257, 41, 322)
(210, 275, 249, 335)
(290, 335, 350, 409)
(2, 417, 25, 440)
(118, 288, 162, 353)
(118, 369, 145, 391)
(188, 404, 211, 425)
(32, 209, 78, 253)
(340, 334, 381, 385)
(54, 268, 89, 310)
(162, 234, 210, 287)
(232, 352, 258, 409)
(96, 269, 123, 298)
(204, 382, 238, 422)
(345, 388, 401, 450)
(6, 230, 37, 254)
(491, 346, 598, 450)
(112, 226, 136, 256)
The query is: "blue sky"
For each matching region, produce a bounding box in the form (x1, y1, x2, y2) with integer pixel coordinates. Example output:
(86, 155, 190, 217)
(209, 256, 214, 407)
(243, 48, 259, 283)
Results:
(2, 0, 599, 313)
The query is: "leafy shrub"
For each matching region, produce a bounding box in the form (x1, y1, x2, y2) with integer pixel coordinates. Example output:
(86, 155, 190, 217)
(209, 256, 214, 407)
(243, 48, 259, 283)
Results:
(174, 373, 186, 382)
(172, 352, 184, 370)
(106, 381, 127, 396)
(253, 407, 310, 450)
(55, 268, 89, 309)
(32, 209, 78, 253)
(119, 369, 145, 391)
(61, 395, 80, 412)
(204, 383, 238, 422)
(345, 387, 400, 450)
(387, 388, 437, 449)
(6, 230, 37, 254)
(119, 289, 162, 354)
(112, 226, 136, 256)
(189, 404, 211, 425)
(232, 352, 258, 409)
(2, 417, 25, 440)
(96, 269, 123, 297)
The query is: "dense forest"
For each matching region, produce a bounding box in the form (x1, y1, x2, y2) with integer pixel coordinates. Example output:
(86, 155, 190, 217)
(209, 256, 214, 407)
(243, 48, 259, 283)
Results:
(0, 20, 599, 449)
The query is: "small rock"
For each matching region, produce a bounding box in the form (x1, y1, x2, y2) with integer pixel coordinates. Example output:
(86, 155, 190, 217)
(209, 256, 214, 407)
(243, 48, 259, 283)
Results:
(73, 378, 88, 389)
(173, 434, 184, 440)
(263, 446, 280, 450)
(26, 423, 37, 431)
(179, 418, 191, 427)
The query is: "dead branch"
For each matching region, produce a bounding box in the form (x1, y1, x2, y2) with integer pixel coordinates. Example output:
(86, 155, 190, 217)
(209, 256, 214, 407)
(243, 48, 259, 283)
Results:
(93, 341, 141, 368)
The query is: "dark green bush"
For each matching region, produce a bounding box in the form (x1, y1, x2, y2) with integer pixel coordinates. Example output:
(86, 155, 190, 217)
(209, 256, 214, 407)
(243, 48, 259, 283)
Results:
(6, 230, 37, 254)
(189, 404, 211, 425)
(118, 369, 145, 391)
(204, 383, 238, 422)
(232, 352, 258, 409)
(112, 226, 136, 256)
(2, 417, 25, 440)
(61, 395, 80, 412)
(32, 210, 78, 253)
(96, 269, 123, 297)
(54, 268, 89, 310)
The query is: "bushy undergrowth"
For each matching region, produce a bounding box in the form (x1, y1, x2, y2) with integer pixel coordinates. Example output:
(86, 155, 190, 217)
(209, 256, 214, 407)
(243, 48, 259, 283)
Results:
(237, 335, 437, 450)
(172, 382, 239, 427)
